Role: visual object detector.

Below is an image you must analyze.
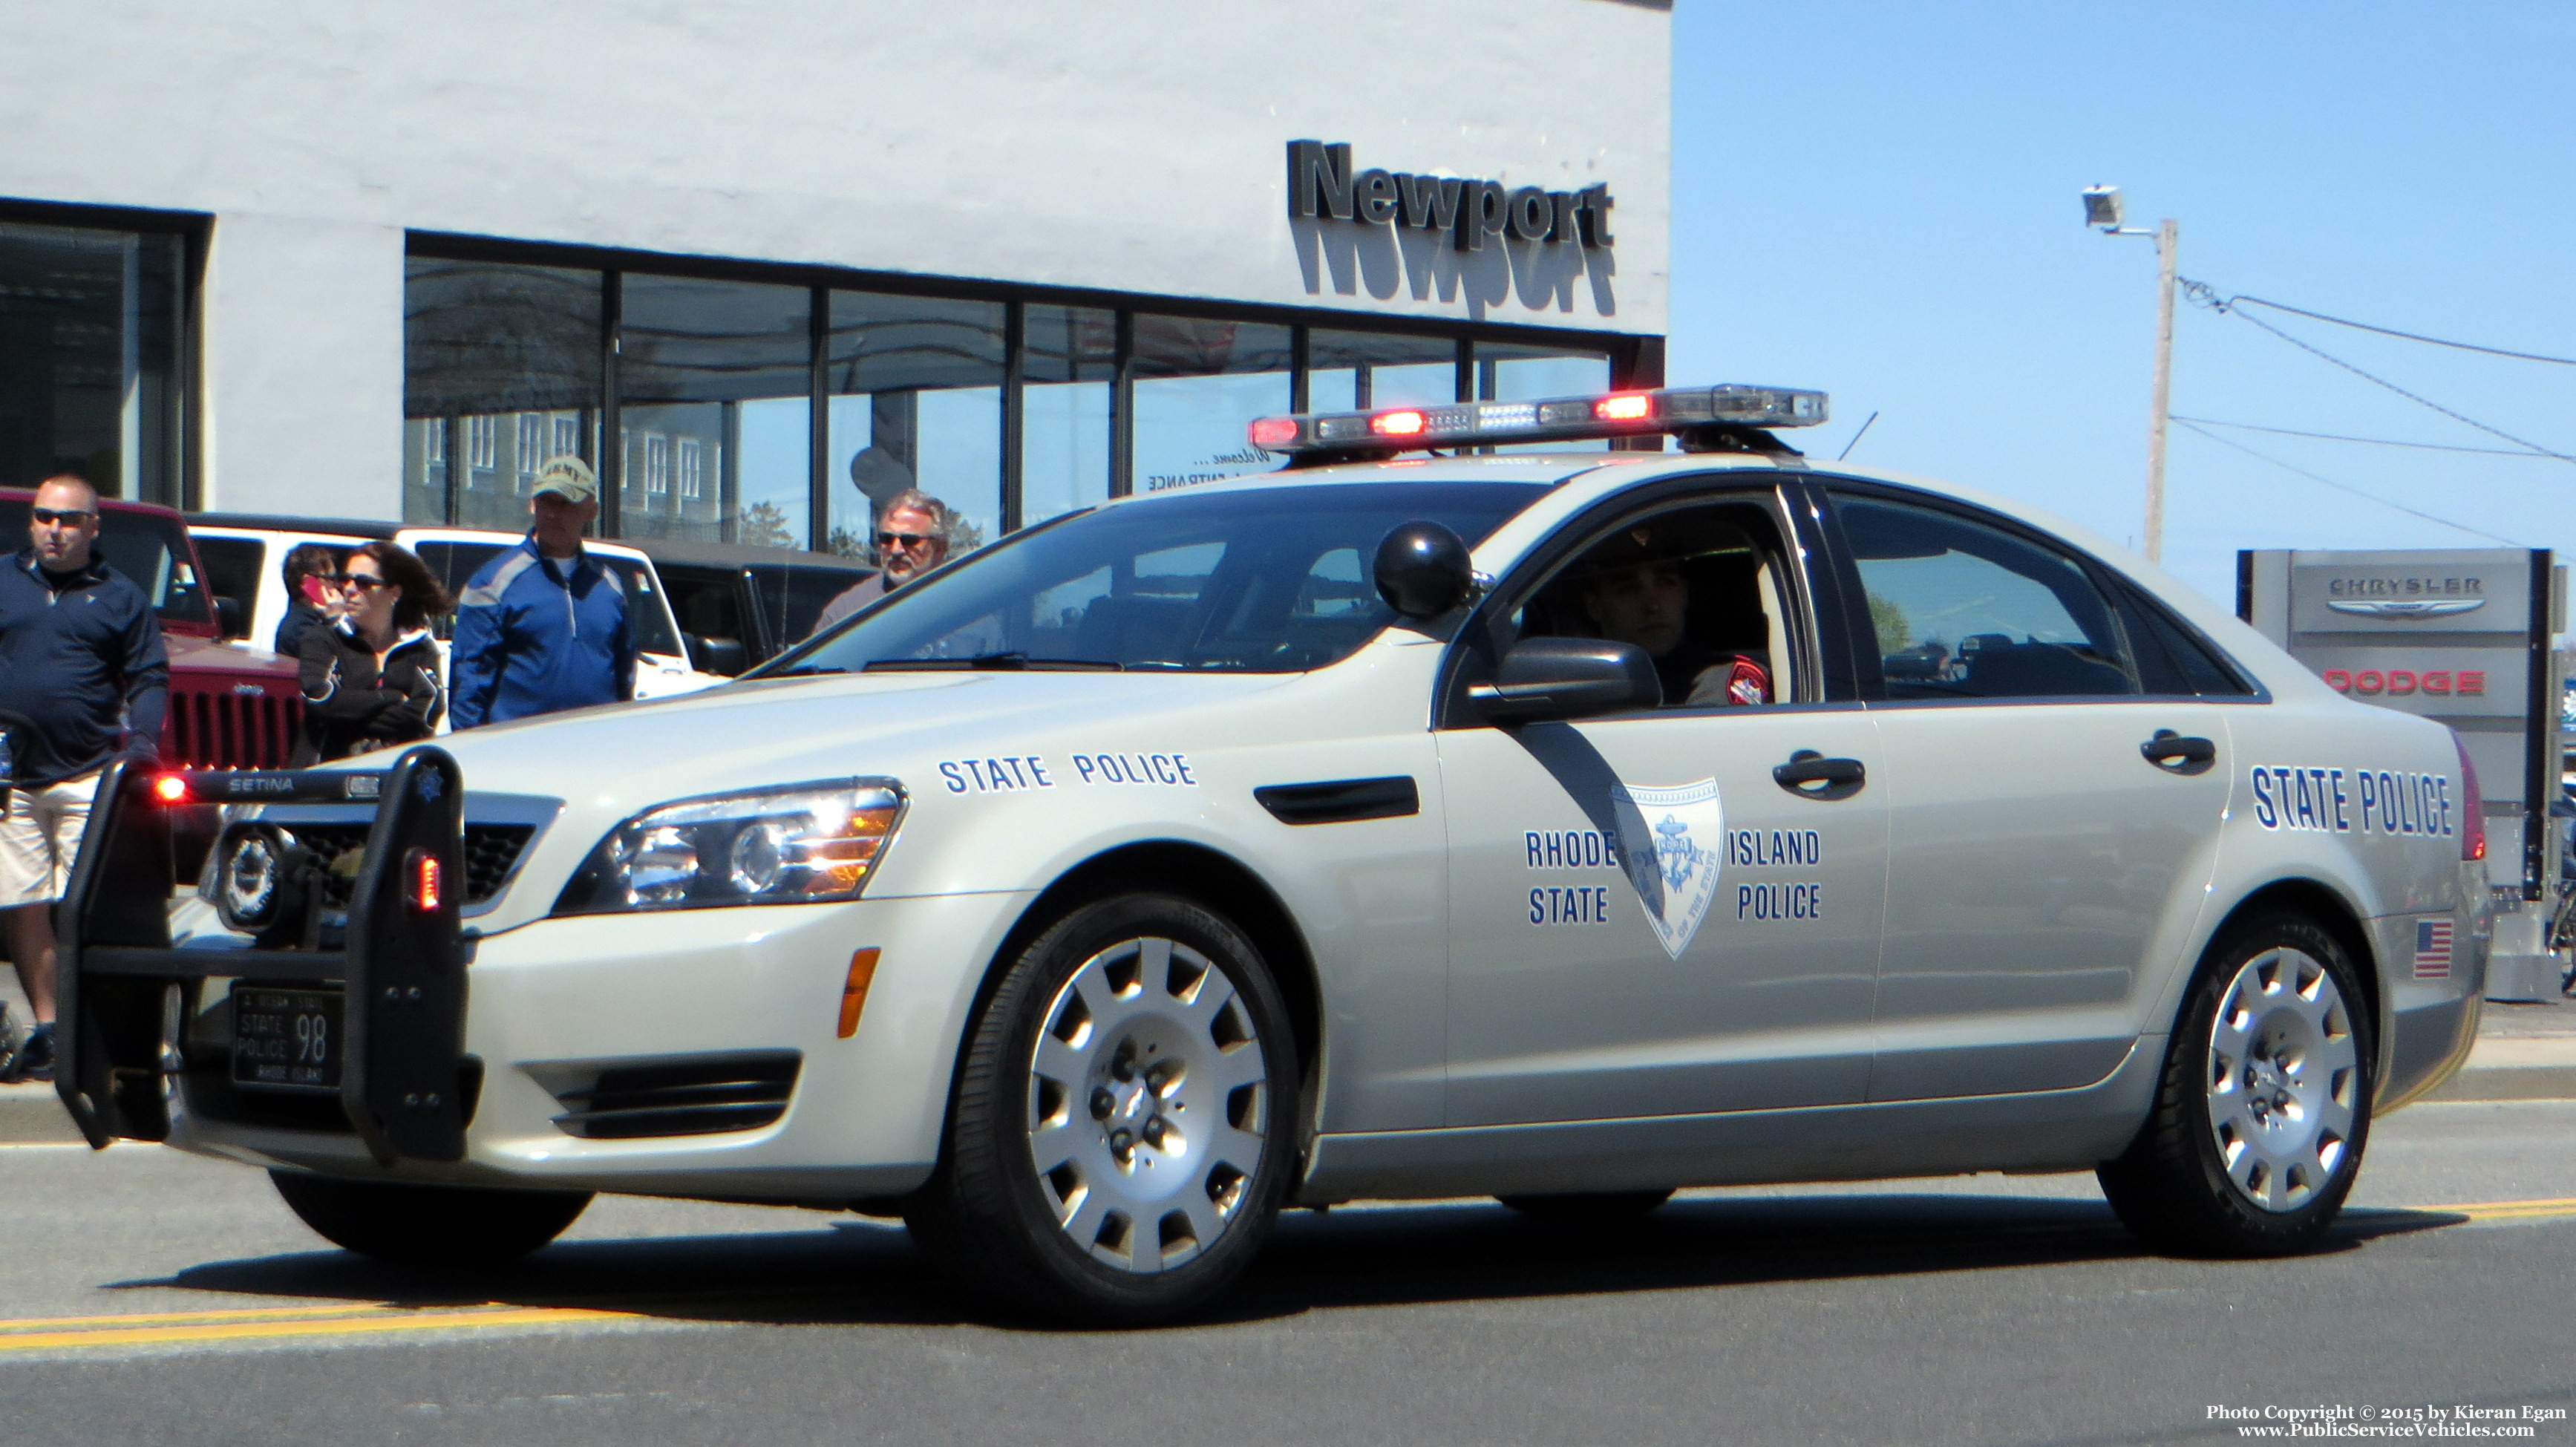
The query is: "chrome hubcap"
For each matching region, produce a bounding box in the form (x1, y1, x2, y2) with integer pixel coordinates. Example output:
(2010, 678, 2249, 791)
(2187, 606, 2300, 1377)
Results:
(1025, 937, 1269, 1274)
(2205, 947, 2358, 1213)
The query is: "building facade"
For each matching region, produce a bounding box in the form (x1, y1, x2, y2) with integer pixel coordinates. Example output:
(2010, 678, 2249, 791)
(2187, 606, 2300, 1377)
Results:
(0, 0, 1671, 549)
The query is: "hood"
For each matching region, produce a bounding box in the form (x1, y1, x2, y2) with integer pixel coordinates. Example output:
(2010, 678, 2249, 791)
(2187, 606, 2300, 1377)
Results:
(397, 668, 1293, 811)
(169, 635, 301, 682)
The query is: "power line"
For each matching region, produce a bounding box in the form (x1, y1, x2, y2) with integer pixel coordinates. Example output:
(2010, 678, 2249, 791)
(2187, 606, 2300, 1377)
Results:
(2171, 418, 2522, 546)
(2178, 279, 2576, 466)
(2223, 293, 2576, 368)
(2168, 416, 2560, 458)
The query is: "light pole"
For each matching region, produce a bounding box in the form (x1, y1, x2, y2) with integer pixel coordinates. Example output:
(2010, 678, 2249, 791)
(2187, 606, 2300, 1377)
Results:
(2083, 185, 2177, 564)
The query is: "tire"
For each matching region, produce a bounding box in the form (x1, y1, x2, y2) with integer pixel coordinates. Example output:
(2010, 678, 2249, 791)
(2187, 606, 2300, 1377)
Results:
(906, 893, 1301, 1326)
(1497, 1189, 1676, 1221)
(270, 1170, 593, 1267)
(2097, 912, 2373, 1257)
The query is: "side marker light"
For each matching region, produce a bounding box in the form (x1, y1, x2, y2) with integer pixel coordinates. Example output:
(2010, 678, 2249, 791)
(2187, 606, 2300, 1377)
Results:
(838, 948, 881, 1039)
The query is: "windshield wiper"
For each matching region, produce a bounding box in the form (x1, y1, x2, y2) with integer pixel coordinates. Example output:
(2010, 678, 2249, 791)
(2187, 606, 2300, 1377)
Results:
(769, 664, 851, 676)
(863, 652, 1124, 673)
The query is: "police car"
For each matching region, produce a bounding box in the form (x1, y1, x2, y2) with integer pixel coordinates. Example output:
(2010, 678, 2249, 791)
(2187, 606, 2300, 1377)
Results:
(53, 385, 2488, 1326)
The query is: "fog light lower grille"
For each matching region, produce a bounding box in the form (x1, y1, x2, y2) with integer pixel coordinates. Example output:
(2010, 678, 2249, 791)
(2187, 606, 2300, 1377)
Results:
(540, 1052, 799, 1139)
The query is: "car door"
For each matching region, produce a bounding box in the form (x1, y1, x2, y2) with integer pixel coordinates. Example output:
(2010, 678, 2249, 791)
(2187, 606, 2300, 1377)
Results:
(1436, 480, 1890, 1127)
(1819, 486, 2236, 1100)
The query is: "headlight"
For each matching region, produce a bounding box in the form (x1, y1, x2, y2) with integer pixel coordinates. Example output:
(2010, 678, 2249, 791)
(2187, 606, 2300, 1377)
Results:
(552, 779, 906, 915)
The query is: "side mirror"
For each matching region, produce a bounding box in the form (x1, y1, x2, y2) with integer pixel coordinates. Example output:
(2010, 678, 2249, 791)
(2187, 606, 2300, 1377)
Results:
(1374, 521, 1477, 619)
(1471, 638, 1662, 723)
(684, 633, 749, 678)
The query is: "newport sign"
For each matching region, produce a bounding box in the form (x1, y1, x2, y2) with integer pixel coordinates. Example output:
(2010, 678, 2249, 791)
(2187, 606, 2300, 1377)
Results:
(1286, 140, 1615, 253)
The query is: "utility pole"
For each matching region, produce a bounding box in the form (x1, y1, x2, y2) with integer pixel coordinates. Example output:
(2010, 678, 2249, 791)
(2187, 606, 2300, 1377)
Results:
(2083, 186, 2179, 563)
(2144, 218, 2177, 564)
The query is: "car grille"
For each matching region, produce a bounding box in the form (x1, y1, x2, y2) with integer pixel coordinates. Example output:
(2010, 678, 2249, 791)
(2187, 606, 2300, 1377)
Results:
(166, 687, 300, 770)
(542, 1053, 800, 1140)
(281, 823, 535, 909)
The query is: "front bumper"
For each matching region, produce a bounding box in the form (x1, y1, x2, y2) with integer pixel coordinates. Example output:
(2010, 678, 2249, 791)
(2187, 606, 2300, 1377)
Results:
(169, 892, 1022, 1201)
(61, 754, 1029, 1205)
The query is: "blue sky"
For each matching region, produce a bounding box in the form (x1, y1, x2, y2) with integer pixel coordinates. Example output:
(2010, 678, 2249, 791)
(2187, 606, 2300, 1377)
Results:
(1667, 1, 2576, 609)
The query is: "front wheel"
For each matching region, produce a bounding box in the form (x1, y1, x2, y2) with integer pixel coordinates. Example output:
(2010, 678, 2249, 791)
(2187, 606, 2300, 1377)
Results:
(2098, 912, 2373, 1257)
(906, 894, 1300, 1325)
(270, 1171, 592, 1266)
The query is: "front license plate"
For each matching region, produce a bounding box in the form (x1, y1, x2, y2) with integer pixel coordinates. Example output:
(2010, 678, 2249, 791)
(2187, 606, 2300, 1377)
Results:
(231, 986, 344, 1093)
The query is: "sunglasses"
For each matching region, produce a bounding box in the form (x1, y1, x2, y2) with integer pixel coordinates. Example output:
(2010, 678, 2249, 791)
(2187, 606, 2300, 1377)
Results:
(30, 507, 93, 525)
(876, 531, 940, 549)
(336, 573, 395, 591)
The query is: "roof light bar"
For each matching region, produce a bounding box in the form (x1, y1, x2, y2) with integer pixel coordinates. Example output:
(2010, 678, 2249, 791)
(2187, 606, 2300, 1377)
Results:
(1248, 384, 1828, 463)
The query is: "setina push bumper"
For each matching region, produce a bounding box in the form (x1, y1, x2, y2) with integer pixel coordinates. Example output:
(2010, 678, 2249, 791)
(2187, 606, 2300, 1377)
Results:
(54, 748, 473, 1165)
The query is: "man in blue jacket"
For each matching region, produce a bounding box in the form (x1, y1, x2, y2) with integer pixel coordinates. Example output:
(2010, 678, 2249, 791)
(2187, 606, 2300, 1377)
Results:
(0, 474, 169, 1082)
(449, 457, 634, 730)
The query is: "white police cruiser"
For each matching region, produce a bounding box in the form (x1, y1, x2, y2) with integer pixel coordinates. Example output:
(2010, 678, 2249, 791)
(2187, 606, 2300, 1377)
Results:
(53, 385, 2488, 1325)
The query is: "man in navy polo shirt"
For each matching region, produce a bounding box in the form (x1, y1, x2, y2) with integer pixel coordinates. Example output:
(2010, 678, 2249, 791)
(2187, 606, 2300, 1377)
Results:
(450, 457, 635, 729)
(0, 474, 169, 1082)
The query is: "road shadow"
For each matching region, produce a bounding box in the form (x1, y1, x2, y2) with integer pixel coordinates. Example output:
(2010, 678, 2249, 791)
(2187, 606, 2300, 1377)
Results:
(99, 1192, 2470, 1333)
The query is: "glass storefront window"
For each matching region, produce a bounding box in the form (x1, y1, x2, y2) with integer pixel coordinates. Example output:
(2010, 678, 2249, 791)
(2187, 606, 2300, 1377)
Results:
(0, 221, 185, 503)
(1304, 329, 1461, 414)
(1477, 341, 1615, 454)
(825, 292, 1006, 560)
(1131, 316, 1292, 495)
(618, 275, 813, 548)
(1021, 304, 1115, 527)
(405, 258, 602, 528)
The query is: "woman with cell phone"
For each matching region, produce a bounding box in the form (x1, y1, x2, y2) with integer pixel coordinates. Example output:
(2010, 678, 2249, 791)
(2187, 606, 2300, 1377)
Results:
(290, 540, 452, 765)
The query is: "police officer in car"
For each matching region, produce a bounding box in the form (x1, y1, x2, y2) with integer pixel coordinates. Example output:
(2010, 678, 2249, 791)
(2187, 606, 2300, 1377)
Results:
(1572, 526, 1770, 708)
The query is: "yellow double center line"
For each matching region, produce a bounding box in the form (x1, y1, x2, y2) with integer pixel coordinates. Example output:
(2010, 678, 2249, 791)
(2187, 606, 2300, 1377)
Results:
(2429, 1195, 2576, 1224)
(0, 1301, 641, 1353)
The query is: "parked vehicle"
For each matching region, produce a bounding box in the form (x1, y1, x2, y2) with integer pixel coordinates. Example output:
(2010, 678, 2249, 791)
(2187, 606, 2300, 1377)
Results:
(189, 514, 393, 650)
(618, 536, 875, 676)
(185, 515, 722, 702)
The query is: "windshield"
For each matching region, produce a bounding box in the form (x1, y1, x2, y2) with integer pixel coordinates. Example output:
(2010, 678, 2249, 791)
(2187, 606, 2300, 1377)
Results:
(408, 540, 686, 658)
(0, 500, 215, 631)
(765, 481, 1543, 676)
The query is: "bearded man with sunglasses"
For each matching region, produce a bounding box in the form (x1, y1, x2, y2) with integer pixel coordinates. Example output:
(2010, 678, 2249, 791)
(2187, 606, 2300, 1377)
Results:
(0, 474, 170, 1082)
(805, 489, 957, 639)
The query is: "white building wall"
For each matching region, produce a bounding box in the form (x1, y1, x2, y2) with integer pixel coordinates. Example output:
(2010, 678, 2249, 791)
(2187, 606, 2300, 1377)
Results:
(0, 0, 1670, 515)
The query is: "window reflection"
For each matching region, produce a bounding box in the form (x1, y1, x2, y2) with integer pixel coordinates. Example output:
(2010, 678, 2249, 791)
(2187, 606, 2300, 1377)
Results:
(1021, 304, 1114, 526)
(826, 291, 1006, 561)
(404, 259, 602, 527)
(1131, 316, 1292, 495)
(1305, 330, 1460, 413)
(0, 222, 185, 502)
(618, 275, 812, 548)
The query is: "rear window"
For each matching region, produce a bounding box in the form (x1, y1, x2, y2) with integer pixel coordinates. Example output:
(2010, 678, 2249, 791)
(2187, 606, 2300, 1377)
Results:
(0, 500, 215, 630)
(410, 540, 684, 658)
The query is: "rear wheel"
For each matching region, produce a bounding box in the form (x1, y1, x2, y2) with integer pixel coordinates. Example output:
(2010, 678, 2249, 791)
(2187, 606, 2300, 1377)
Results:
(1497, 1189, 1676, 1221)
(906, 894, 1299, 1325)
(270, 1171, 592, 1267)
(2098, 912, 2372, 1257)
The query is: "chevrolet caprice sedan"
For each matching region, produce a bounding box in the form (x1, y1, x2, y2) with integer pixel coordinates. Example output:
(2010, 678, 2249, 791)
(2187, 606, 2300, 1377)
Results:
(55, 385, 2488, 1326)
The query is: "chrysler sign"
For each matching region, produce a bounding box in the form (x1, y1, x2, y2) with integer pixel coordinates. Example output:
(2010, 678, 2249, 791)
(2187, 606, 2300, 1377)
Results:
(1287, 140, 1613, 252)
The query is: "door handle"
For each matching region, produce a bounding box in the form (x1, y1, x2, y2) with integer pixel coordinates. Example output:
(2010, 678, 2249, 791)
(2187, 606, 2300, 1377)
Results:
(2141, 729, 2217, 774)
(1773, 749, 1867, 800)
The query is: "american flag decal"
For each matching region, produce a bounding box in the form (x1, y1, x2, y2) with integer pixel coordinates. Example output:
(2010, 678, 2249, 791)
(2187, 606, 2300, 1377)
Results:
(2413, 918, 2454, 979)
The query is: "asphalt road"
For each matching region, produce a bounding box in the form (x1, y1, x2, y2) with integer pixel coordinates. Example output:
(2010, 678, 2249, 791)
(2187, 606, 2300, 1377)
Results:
(3, 1100, 2575, 1447)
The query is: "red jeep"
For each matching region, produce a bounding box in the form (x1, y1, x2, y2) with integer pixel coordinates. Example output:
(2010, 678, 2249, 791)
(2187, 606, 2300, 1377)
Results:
(0, 490, 302, 771)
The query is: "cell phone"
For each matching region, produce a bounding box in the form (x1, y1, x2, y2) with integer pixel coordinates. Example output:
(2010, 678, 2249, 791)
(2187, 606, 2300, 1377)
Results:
(298, 575, 333, 607)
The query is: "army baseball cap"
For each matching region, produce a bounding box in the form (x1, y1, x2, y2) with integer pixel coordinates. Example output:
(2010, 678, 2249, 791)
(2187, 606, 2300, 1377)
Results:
(531, 455, 598, 504)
